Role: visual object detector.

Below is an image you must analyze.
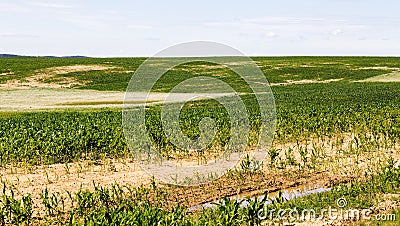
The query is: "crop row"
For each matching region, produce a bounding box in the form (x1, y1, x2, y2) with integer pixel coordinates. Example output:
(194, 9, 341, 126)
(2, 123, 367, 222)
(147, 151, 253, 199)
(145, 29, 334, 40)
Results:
(0, 110, 127, 165)
(0, 82, 399, 166)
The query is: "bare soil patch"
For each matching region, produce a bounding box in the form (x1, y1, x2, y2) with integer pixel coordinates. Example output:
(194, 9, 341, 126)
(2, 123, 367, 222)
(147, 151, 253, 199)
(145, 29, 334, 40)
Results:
(42, 65, 114, 75)
(357, 72, 400, 83)
(0, 71, 14, 76)
(0, 89, 126, 111)
(356, 66, 400, 71)
(0, 89, 233, 111)
(0, 65, 116, 89)
(0, 159, 150, 197)
(270, 78, 344, 86)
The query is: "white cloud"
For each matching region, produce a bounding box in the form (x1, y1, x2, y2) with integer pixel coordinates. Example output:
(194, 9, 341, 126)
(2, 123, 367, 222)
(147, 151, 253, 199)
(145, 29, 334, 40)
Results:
(204, 17, 364, 30)
(244, 17, 325, 24)
(127, 25, 154, 30)
(0, 3, 31, 13)
(204, 17, 367, 40)
(265, 32, 278, 38)
(0, 32, 17, 37)
(331, 28, 343, 36)
(204, 17, 325, 28)
(33, 2, 75, 9)
(0, 33, 39, 38)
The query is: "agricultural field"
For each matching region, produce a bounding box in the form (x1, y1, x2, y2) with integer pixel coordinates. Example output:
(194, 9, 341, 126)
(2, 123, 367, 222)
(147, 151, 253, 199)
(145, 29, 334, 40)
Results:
(0, 56, 399, 225)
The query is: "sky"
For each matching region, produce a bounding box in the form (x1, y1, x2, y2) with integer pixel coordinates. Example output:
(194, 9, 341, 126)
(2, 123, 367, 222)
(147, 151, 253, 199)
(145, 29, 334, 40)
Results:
(1, 0, 399, 57)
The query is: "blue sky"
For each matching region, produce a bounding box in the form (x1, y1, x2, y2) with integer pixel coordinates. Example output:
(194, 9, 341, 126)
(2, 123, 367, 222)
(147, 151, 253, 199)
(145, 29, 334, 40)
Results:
(1, 0, 399, 57)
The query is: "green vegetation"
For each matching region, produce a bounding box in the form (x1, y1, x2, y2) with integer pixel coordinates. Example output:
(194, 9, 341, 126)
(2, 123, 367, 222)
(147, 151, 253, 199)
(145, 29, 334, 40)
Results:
(0, 110, 126, 165)
(0, 56, 399, 225)
(1, 56, 399, 91)
(1, 82, 399, 166)
(0, 57, 143, 84)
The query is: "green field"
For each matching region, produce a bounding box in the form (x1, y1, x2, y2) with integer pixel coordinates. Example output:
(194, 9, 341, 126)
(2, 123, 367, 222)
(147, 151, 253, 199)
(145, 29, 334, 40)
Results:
(0, 56, 399, 225)
(1, 56, 397, 90)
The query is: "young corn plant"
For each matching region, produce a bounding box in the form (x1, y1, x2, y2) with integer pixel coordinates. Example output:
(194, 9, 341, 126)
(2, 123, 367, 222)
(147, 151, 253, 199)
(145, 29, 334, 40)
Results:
(213, 196, 244, 225)
(1, 185, 33, 225)
(268, 148, 280, 167)
(41, 188, 65, 218)
(241, 191, 269, 226)
(240, 154, 261, 175)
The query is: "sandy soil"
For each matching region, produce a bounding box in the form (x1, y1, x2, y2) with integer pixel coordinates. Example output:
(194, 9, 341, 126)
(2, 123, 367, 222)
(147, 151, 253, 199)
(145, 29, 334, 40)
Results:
(0, 71, 14, 76)
(358, 72, 400, 83)
(0, 89, 233, 111)
(0, 159, 150, 197)
(0, 89, 126, 111)
(357, 66, 400, 71)
(0, 65, 116, 89)
(270, 78, 344, 86)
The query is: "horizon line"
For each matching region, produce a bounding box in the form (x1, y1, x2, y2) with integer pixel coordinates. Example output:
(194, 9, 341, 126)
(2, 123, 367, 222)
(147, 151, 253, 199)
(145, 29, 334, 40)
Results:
(1, 53, 400, 58)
